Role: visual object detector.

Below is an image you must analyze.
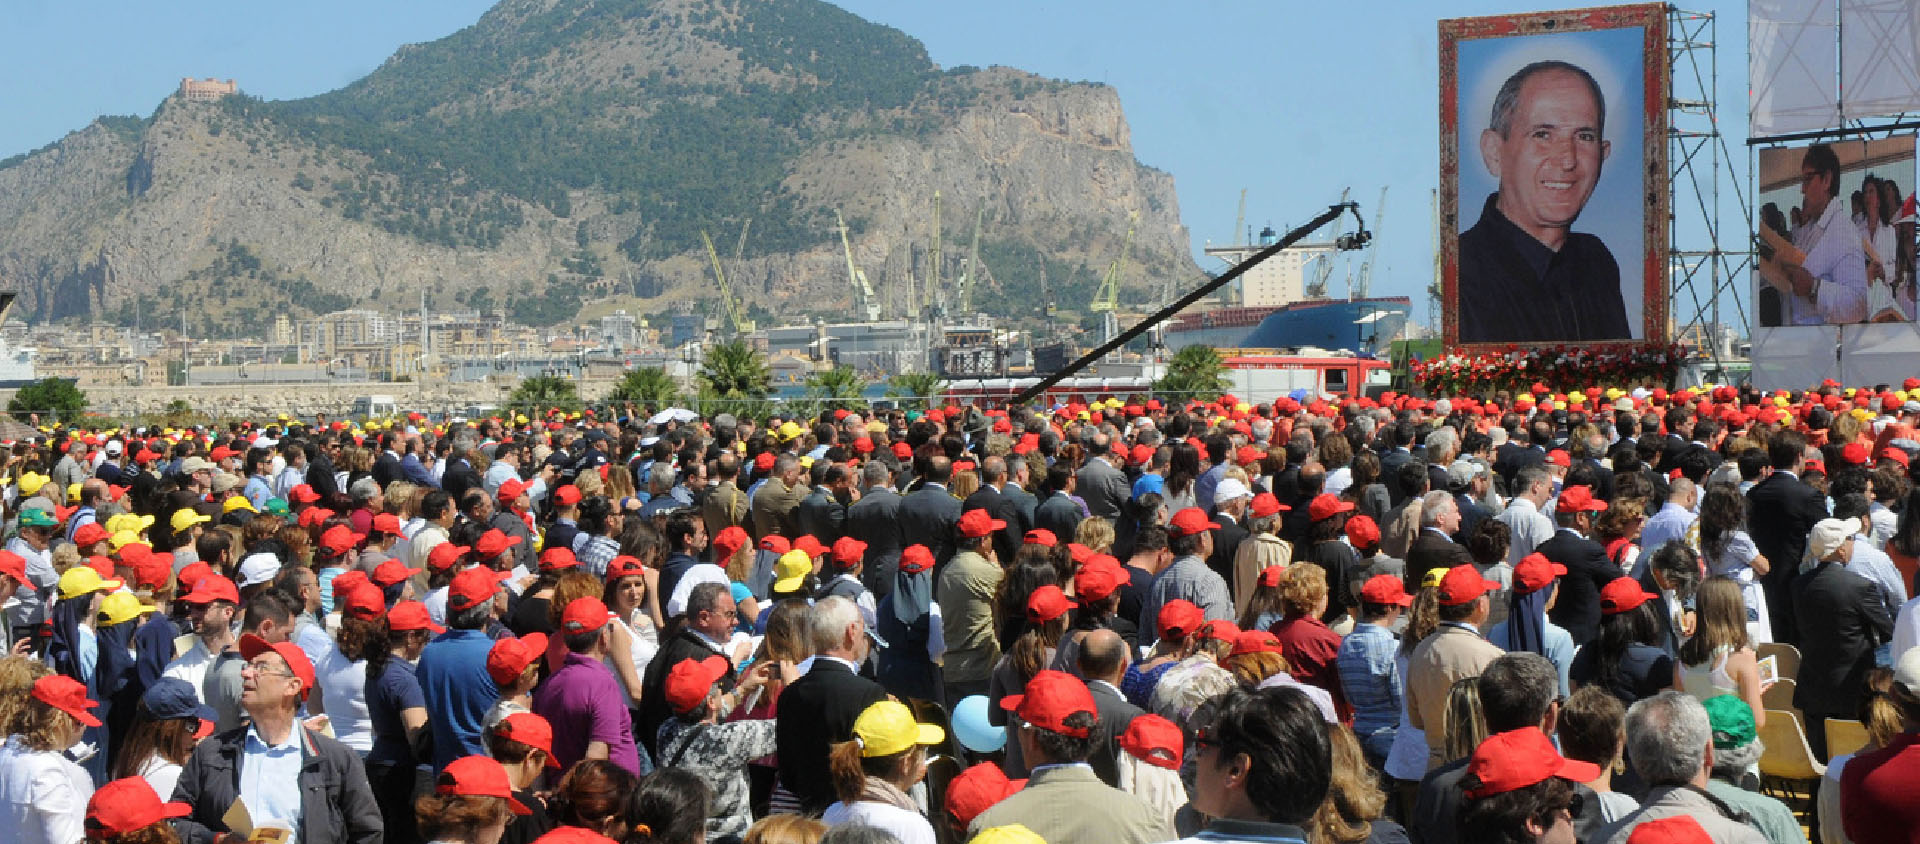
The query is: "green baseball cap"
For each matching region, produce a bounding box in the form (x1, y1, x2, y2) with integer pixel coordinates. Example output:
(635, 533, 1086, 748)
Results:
(1703, 694, 1755, 749)
(18, 508, 58, 528)
(263, 498, 292, 517)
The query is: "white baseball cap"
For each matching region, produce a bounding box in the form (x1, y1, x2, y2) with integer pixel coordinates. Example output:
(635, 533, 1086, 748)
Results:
(237, 553, 282, 588)
(1214, 477, 1253, 503)
(1807, 518, 1861, 561)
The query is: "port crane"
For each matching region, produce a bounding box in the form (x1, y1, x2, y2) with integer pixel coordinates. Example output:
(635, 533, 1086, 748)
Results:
(956, 207, 984, 314)
(1352, 187, 1386, 299)
(701, 229, 752, 336)
(1090, 211, 1138, 346)
(835, 211, 882, 322)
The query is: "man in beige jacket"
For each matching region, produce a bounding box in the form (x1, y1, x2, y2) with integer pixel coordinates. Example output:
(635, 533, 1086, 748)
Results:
(1406, 564, 1505, 770)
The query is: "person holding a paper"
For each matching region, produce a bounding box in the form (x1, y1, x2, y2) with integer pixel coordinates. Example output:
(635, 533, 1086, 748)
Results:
(170, 634, 383, 844)
(1675, 578, 1771, 731)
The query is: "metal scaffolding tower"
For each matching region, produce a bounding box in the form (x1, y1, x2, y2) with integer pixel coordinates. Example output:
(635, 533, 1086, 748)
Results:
(1669, 8, 1751, 373)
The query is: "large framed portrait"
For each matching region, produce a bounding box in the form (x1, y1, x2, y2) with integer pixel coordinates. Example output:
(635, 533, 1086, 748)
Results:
(1439, 4, 1669, 348)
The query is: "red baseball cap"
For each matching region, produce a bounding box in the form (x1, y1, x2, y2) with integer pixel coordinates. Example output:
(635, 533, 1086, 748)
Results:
(533, 829, 619, 844)
(1229, 630, 1284, 657)
(561, 596, 612, 634)
(427, 542, 471, 571)
(388, 600, 444, 633)
(371, 512, 403, 535)
(945, 763, 1025, 827)
(1155, 599, 1205, 640)
(712, 526, 750, 561)
(831, 536, 868, 568)
(319, 525, 363, 556)
(754, 452, 778, 472)
(0, 549, 26, 583)
(899, 544, 936, 574)
(958, 508, 1007, 538)
(497, 479, 529, 502)
(330, 569, 370, 601)
(1358, 573, 1414, 607)
(373, 558, 421, 587)
(1465, 728, 1601, 798)
(493, 712, 561, 769)
(1599, 577, 1657, 615)
(340, 584, 385, 621)
(1345, 514, 1381, 548)
(1436, 565, 1498, 606)
(1119, 714, 1184, 770)
(298, 508, 336, 530)
(1307, 493, 1356, 522)
(447, 566, 507, 612)
(1025, 585, 1077, 624)
(606, 556, 647, 581)
(1022, 529, 1058, 547)
(1200, 619, 1240, 642)
(539, 547, 580, 572)
(239, 633, 316, 695)
(1167, 507, 1221, 537)
(73, 523, 110, 548)
(32, 675, 102, 727)
(85, 776, 192, 837)
(475, 529, 523, 559)
(1258, 565, 1288, 588)
(1000, 670, 1097, 737)
(1883, 447, 1912, 467)
(1624, 816, 1714, 844)
(793, 535, 830, 559)
(1547, 450, 1571, 468)
(758, 535, 792, 555)
(1554, 486, 1607, 514)
(1512, 553, 1568, 595)
(487, 633, 549, 685)
(1249, 492, 1287, 519)
(437, 756, 531, 815)
(1073, 559, 1122, 602)
(1841, 441, 1871, 465)
(552, 485, 582, 506)
(179, 575, 239, 605)
(665, 655, 731, 713)
(289, 484, 322, 504)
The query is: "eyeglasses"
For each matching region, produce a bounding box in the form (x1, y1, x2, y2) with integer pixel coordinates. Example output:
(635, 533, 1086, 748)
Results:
(244, 660, 295, 679)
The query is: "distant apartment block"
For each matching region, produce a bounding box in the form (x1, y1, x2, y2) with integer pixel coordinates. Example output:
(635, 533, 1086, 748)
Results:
(178, 78, 238, 101)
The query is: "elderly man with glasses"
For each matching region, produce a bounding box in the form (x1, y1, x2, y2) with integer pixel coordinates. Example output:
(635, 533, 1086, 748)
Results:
(171, 634, 382, 844)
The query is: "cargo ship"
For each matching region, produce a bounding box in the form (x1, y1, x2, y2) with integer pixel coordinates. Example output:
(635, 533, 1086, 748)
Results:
(1160, 296, 1411, 356)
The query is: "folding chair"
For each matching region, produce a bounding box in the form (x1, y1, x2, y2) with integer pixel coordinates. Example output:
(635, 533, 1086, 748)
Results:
(1758, 708, 1825, 813)
(1757, 642, 1800, 684)
(1824, 718, 1871, 760)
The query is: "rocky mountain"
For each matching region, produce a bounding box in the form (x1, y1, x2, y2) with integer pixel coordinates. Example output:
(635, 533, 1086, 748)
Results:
(0, 0, 1196, 335)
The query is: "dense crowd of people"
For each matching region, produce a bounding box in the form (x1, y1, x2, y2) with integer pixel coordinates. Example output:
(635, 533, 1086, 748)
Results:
(2, 382, 1920, 844)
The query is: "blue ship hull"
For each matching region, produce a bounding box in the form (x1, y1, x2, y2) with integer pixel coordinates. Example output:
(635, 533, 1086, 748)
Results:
(1163, 297, 1411, 355)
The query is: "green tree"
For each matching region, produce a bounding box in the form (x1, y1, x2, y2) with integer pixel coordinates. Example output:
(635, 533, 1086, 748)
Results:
(885, 371, 947, 411)
(697, 341, 772, 400)
(607, 366, 683, 406)
(803, 366, 869, 416)
(9, 378, 87, 423)
(509, 374, 581, 413)
(1155, 345, 1229, 400)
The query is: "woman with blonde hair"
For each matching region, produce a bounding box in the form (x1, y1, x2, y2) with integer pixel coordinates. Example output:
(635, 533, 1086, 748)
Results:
(0, 675, 100, 844)
(1676, 576, 1769, 728)
(1268, 563, 1347, 719)
(822, 701, 943, 844)
(744, 814, 826, 844)
(1309, 723, 1408, 844)
(1223, 650, 1291, 688)
(1073, 517, 1115, 555)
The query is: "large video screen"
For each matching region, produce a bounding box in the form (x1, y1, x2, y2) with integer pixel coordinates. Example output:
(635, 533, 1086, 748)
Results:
(1439, 4, 1669, 348)
(1754, 137, 1917, 327)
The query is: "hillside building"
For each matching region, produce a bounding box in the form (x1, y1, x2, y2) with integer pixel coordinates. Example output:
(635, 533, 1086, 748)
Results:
(178, 78, 238, 101)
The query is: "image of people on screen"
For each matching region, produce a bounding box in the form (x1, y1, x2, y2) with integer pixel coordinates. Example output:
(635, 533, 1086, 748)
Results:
(1753, 143, 1915, 325)
(1458, 60, 1630, 344)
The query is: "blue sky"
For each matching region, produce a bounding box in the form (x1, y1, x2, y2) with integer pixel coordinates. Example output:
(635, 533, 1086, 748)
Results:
(0, 0, 1752, 328)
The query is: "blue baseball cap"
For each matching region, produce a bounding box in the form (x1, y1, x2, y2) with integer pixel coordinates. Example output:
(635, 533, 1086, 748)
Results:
(140, 678, 217, 737)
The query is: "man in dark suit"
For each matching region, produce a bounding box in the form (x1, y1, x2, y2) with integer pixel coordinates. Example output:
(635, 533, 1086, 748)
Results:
(1659, 406, 1693, 471)
(897, 455, 963, 566)
(372, 432, 403, 489)
(1075, 438, 1131, 520)
(1493, 427, 1544, 492)
(1746, 431, 1827, 643)
(1538, 486, 1615, 645)
(1076, 629, 1144, 787)
(440, 444, 483, 504)
(1033, 463, 1084, 541)
(845, 462, 905, 597)
(636, 582, 738, 757)
(963, 456, 1025, 564)
(776, 595, 889, 814)
(1405, 491, 1473, 585)
(1380, 422, 1416, 504)
(1206, 478, 1253, 583)
(1792, 517, 1894, 758)
(1002, 459, 1040, 530)
(795, 465, 851, 543)
(1447, 459, 1495, 542)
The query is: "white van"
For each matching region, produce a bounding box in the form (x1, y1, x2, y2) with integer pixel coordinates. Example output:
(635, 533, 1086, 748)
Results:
(350, 395, 398, 419)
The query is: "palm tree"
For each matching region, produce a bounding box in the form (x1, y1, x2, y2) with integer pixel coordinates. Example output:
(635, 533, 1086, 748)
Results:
(1155, 345, 1229, 401)
(698, 340, 773, 399)
(608, 366, 683, 407)
(885, 371, 947, 411)
(508, 374, 581, 413)
(805, 366, 870, 415)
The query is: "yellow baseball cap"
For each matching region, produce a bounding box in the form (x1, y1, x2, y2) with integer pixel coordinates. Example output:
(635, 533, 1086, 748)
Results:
(223, 496, 257, 514)
(59, 566, 122, 600)
(109, 530, 143, 550)
(772, 550, 813, 593)
(107, 513, 155, 534)
(17, 472, 48, 495)
(971, 826, 1045, 844)
(66, 483, 81, 503)
(777, 421, 803, 442)
(850, 700, 945, 758)
(97, 592, 156, 626)
(170, 509, 211, 533)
